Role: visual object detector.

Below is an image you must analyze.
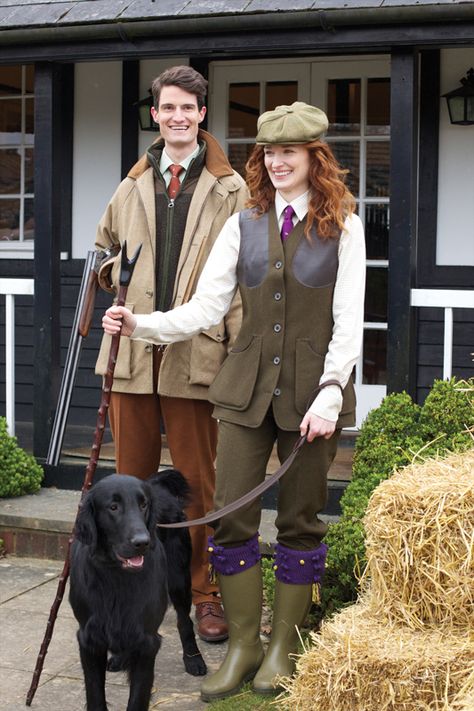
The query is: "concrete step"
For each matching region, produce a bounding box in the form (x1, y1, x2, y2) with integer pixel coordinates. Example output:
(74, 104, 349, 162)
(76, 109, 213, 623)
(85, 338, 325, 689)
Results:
(3, 426, 352, 560)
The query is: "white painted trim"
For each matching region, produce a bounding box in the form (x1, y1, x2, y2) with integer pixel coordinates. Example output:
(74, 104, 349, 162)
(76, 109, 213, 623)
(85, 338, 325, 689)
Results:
(410, 288, 474, 308)
(0, 279, 34, 435)
(411, 288, 474, 380)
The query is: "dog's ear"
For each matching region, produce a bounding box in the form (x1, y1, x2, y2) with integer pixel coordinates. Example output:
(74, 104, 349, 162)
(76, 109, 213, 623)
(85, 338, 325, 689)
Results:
(74, 494, 97, 551)
(142, 482, 158, 548)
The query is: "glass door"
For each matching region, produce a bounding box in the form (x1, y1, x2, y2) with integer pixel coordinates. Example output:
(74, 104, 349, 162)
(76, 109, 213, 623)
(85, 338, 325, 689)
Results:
(210, 61, 310, 177)
(312, 58, 390, 426)
(210, 57, 390, 428)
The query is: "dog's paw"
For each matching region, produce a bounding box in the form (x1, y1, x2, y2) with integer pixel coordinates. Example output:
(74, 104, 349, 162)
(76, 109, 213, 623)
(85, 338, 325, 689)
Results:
(183, 652, 207, 676)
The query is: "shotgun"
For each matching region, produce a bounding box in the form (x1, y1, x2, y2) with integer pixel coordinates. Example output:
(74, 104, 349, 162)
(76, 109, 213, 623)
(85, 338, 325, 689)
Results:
(46, 246, 119, 467)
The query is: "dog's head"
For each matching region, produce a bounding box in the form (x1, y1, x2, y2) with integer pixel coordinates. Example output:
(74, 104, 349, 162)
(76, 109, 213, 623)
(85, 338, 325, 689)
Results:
(75, 474, 157, 572)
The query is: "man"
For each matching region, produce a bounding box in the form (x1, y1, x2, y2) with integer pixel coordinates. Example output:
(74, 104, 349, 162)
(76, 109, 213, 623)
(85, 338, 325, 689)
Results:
(94, 65, 247, 642)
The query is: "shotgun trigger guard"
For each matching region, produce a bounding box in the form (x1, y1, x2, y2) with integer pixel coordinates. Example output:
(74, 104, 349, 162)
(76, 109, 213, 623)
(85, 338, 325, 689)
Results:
(119, 241, 142, 286)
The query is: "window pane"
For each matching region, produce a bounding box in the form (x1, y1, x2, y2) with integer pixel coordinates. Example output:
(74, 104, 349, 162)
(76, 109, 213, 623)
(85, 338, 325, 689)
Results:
(366, 142, 390, 197)
(24, 198, 34, 240)
(330, 141, 360, 195)
(367, 78, 390, 136)
(327, 79, 361, 136)
(365, 203, 389, 260)
(363, 330, 387, 385)
(228, 143, 254, 178)
(0, 99, 22, 140)
(0, 148, 21, 194)
(25, 147, 34, 193)
(228, 83, 259, 138)
(25, 65, 34, 94)
(0, 66, 22, 96)
(365, 267, 388, 322)
(265, 81, 298, 112)
(25, 98, 34, 144)
(0, 198, 20, 240)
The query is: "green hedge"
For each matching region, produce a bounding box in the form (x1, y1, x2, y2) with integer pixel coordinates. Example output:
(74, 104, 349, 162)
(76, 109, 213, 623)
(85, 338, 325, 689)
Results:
(0, 417, 43, 497)
(320, 377, 473, 617)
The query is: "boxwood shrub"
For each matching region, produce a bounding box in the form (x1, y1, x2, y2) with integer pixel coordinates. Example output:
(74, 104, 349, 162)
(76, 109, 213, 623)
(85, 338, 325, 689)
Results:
(0, 417, 44, 497)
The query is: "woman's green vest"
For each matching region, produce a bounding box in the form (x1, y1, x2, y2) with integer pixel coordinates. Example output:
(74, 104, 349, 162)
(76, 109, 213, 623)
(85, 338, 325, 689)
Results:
(208, 208, 356, 430)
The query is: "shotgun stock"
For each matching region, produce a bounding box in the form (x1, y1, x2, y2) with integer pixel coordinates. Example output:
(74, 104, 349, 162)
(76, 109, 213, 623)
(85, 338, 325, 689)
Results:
(78, 268, 98, 338)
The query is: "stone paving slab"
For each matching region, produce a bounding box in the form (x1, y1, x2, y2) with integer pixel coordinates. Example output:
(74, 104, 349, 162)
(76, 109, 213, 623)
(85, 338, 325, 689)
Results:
(0, 557, 226, 711)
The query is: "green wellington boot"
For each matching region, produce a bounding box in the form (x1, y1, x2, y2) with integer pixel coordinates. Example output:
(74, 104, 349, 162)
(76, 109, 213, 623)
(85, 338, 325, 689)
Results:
(200, 564, 264, 702)
(252, 579, 312, 695)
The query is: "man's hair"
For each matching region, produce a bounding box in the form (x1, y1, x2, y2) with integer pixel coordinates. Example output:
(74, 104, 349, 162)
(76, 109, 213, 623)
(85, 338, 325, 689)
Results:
(151, 66, 208, 110)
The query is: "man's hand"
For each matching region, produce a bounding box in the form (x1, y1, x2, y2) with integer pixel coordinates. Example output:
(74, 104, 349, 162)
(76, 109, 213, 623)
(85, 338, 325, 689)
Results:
(102, 306, 137, 337)
(299, 412, 336, 442)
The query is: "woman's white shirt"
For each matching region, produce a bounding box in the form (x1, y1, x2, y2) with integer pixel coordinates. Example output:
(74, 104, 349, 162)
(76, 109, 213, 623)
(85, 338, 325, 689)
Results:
(132, 195, 366, 422)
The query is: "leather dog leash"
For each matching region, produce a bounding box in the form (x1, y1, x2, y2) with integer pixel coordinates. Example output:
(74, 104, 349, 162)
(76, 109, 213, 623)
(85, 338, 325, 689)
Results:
(157, 379, 343, 529)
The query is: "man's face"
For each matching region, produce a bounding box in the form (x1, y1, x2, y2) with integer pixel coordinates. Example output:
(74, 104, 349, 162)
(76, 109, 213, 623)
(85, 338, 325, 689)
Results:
(151, 85, 206, 155)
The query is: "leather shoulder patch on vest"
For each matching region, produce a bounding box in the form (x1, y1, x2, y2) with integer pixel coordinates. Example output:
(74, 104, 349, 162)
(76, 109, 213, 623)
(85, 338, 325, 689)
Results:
(291, 228, 339, 288)
(237, 210, 269, 288)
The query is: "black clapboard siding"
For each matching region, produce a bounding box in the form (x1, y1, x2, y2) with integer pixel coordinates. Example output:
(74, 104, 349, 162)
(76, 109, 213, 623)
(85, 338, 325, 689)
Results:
(415, 309, 474, 404)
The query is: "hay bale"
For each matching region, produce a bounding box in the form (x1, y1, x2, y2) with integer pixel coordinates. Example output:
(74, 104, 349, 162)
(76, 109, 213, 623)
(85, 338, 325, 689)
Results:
(280, 602, 474, 711)
(363, 449, 474, 630)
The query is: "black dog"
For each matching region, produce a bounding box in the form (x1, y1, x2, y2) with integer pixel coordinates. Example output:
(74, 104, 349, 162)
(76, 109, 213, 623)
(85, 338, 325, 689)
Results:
(69, 470, 207, 711)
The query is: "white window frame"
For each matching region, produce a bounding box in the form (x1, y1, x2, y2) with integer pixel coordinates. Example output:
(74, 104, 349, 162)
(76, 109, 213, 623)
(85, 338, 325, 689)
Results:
(0, 65, 34, 259)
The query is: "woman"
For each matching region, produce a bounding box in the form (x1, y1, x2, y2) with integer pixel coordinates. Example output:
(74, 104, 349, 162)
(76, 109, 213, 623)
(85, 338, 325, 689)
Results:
(102, 101, 366, 701)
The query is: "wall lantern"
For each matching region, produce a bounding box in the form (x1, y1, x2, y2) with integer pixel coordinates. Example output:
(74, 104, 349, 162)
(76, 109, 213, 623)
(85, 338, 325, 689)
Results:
(442, 68, 474, 125)
(135, 91, 158, 131)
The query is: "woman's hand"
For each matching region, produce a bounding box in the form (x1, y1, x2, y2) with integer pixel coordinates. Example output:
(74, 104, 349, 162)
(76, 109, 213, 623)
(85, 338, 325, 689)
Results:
(299, 412, 336, 442)
(102, 306, 137, 337)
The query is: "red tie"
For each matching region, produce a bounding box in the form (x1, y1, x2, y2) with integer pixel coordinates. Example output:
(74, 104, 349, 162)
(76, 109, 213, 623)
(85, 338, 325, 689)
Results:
(168, 164, 183, 199)
(280, 205, 295, 241)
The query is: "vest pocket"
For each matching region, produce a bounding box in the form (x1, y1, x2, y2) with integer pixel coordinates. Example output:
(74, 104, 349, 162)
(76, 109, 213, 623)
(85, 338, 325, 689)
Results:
(208, 335, 262, 411)
(294, 338, 325, 415)
(188, 323, 228, 386)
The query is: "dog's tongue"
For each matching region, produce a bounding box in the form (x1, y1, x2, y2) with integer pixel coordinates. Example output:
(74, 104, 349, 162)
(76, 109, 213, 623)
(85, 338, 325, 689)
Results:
(127, 556, 144, 568)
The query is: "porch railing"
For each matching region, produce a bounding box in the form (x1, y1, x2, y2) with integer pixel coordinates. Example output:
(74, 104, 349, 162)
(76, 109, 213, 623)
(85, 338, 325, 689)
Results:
(0, 278, 35, 436)
(410, 288, 474, 380)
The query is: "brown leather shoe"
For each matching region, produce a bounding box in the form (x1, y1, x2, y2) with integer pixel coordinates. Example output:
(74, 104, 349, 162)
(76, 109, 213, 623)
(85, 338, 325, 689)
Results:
(196, 601, 229, 642)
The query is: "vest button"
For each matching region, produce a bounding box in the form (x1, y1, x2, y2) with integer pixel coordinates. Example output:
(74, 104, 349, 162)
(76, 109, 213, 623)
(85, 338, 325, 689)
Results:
(273, 356, 281, 365)
(274, 292, 282, 301)
(273, 323, 282, 333)
(274, 387, 281, 396)
(275, 260, 283, 269)
(144, 344, 152, 353)
(145, 289, 153, 297)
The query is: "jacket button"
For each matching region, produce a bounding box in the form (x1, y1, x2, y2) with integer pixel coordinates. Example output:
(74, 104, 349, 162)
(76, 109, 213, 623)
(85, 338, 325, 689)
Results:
(275, 260, 283, 269)
(273, 356, 281, 365)
(145, 289, 153, 297)
(274, 387, 281, 396)
(273, 323, 282, 333)
(145, 344, 152, 352)
(274, 292, 282, 301)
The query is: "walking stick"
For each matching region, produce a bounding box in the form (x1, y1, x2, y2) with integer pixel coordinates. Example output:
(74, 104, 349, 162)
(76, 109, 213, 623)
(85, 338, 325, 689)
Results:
(26, 241, 142, 707)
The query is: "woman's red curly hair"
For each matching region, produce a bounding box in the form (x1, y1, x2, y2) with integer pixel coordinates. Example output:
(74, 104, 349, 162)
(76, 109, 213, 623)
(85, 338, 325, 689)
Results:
(245, 140, 355, 240)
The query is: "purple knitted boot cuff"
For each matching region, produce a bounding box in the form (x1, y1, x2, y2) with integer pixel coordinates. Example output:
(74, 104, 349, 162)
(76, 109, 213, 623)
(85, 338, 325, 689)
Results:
(273, 542, 328, 584)
(207, 533, 261, 576)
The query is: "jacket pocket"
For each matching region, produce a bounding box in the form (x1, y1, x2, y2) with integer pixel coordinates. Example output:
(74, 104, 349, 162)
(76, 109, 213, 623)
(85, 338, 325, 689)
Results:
(294, 338, 325, 415)
(95, 301, 135, 380)
(188, 322, 228, 387)
(208, 335, 262, 411)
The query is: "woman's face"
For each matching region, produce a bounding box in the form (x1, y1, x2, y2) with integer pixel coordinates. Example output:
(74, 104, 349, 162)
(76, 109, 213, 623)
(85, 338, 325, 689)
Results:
(263, 144, 311, 202)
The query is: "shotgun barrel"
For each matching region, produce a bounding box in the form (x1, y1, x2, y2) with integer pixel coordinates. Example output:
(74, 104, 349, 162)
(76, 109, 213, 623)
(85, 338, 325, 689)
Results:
(46, 251, 95, 467)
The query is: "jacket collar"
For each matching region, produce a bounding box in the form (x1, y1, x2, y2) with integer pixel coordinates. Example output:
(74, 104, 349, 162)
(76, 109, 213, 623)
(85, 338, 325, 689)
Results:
(127, 129, 234, 181)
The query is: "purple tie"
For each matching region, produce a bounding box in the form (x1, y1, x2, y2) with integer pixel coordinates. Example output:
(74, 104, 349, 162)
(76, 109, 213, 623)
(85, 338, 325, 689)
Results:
(280, 205, 295, 241)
